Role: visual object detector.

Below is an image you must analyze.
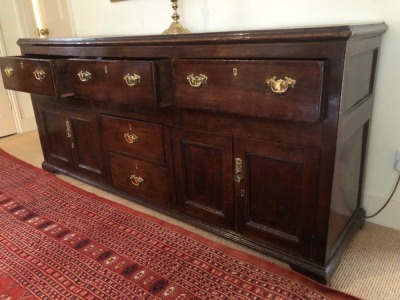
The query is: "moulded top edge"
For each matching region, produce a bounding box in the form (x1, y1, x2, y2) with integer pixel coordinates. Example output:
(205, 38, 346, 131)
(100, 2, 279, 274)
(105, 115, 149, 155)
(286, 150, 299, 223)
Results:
(17, 23, 387, 48)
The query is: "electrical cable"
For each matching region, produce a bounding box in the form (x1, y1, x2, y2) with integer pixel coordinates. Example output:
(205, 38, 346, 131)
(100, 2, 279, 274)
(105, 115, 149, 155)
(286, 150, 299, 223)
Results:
(366, 173, 400, 218)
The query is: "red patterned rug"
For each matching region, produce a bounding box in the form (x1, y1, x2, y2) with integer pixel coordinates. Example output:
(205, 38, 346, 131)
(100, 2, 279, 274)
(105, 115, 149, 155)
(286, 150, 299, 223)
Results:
(0, 148, 359, 300)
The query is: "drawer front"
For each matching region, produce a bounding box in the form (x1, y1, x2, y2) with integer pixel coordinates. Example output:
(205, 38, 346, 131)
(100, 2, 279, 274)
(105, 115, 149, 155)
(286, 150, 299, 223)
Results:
(102, 115, 165, 163)
(110, 153, 170, 205)
(0, 57, 71, 97)
(173, 59, 325, 122)
(69, 59, 171, 108)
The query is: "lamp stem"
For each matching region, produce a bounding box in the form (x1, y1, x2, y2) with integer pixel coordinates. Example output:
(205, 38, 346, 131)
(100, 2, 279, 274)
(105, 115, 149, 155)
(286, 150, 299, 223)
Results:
(163, 0, 190, 35)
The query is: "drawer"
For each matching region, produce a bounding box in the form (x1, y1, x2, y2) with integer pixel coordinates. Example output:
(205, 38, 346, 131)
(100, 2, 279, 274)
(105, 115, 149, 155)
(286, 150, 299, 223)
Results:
(109, 153, 170, 205)
(173, 59, 325, 122)
(0, 56, 72, 98)
(69, 59, 172, 108)
(102, 115, 165, 163)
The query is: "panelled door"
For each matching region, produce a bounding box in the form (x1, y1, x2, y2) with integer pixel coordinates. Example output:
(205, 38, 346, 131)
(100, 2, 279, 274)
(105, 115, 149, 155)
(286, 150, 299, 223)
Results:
(234, 137, 320, 257)
(32, 0, 74, 37)
(66, 106, 105, 182)
(0, 26, 17, 137)
(172, 128, 234, 229)
(0, 76, 17, 137)
(34, 98, 72, 170)
(34, 98, 105, 182)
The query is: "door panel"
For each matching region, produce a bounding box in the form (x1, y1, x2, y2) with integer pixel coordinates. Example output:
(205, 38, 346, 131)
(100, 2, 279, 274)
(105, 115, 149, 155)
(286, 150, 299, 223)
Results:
(172, 129, 234, 229)
(34, 98, 105, 182)
(67, 108, 105, 182)
(35, 99, 71, 169)
(235, 137, 320, 256)
(0, 27, 17, 137)
(36, 0, 74, 37)
(248, 155, 303, 236)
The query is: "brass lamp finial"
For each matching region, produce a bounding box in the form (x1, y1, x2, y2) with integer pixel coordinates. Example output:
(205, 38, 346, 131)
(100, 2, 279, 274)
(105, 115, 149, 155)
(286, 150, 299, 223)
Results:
(163, 0, 190, 35)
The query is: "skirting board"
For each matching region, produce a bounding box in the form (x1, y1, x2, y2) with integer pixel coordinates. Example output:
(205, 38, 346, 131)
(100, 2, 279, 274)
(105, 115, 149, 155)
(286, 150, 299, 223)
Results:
(363, 193, 400, 230)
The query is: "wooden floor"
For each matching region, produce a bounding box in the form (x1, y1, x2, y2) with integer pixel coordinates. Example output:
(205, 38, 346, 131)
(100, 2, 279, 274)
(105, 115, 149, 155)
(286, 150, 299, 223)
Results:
(1, 130, 400, 300)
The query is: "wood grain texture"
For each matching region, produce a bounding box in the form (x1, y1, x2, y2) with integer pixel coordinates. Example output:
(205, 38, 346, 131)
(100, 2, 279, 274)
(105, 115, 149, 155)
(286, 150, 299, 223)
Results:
(172, 129, 234, 229)
(0, 23, 388, 284)
(0, 57, 72, 98)
(173, 59, 324, 122)
(69, 59, 172, 108)
(102, 115, 165, 164)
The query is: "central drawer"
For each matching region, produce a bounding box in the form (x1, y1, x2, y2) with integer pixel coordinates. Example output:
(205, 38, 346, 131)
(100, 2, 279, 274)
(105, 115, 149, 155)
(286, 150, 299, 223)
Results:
(109, 152, 170, 205)
(173, 59, 325, 122)
(101, 115, 165, 164)
(69, 59, 172, 108)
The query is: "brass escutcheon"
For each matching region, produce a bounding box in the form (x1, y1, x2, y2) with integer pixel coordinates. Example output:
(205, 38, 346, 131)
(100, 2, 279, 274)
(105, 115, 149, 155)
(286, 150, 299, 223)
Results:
(130, 174, 144, 186)
(123, 73, 141, 86)
(233, 158, 243, 183)
(233, 68, 238, 77)
(186, 73, 208, 88)
(33, 69, 46, 81)
(4, 67, 14, 77)
(124, 132, 140, 144)
(266, 76, 296, 94)
(77, 70, 92, 82)
(65, 121, 72, 138)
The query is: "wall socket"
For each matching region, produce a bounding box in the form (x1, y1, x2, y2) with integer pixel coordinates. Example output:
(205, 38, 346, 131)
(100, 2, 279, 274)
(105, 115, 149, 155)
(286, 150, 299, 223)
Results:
(395, 151, 400, 171)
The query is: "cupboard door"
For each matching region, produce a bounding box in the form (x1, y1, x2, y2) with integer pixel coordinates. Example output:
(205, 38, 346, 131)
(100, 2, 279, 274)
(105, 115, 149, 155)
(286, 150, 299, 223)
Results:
(34, 98, 105, 182)
(66, 108, 105, 182)
(172, 129, 234, 229)
(235, 137, 319, 256)
(34, 99, 72, 170)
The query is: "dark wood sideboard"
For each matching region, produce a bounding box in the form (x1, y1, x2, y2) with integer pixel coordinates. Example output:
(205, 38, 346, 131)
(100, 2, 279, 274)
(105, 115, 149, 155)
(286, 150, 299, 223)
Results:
(0, 23, 387, 284)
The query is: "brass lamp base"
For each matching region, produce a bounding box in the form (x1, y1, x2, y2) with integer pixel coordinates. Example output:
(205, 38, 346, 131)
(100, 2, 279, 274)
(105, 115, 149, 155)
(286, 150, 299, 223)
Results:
(163, 0, 190, 35)
(163, 21, 190, 35)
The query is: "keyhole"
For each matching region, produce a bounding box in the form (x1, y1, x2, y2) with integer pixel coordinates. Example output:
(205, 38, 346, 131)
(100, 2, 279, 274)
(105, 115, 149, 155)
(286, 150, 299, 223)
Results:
(233, 68, 238, 77)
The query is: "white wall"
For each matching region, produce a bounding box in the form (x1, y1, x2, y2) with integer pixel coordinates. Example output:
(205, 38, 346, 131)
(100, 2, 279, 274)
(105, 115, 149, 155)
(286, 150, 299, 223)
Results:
(70, 0, 400, 229)
(0, 0, 37, 132)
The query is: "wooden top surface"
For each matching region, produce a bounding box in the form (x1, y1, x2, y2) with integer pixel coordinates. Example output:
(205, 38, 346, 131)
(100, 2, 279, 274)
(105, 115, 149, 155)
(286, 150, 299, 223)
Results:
(18, 23, 387, 48)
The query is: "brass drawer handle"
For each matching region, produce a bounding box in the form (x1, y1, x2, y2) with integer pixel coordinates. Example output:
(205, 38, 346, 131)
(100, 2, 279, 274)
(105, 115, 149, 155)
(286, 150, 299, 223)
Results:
(186, 73, 208, 88)
(4, 67, 14, 77)
(77, 70, 92, 82)
(266, 76, 296, 94)
(33, 69, 46, 81)
(123, 73, 141, 86)
(233, 158, 243, 183)
(130, 174, 144, 186)
(124, 132, 140, 144)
